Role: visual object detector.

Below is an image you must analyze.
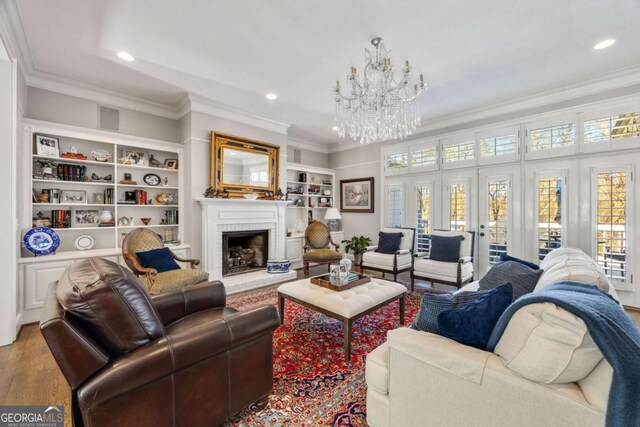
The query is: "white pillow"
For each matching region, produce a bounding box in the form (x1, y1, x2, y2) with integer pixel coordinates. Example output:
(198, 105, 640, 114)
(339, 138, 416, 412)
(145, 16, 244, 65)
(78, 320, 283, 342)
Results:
(535, 259, 610, 293)
(494, 303, 603, 384)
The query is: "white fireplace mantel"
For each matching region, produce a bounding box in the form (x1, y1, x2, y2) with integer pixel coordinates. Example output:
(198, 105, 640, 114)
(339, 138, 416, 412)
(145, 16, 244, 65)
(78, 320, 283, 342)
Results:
(196, 198, 292, 286)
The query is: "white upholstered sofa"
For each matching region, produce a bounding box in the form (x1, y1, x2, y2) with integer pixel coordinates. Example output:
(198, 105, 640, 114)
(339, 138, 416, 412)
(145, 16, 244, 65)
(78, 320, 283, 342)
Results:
(366, 248, 620, 427)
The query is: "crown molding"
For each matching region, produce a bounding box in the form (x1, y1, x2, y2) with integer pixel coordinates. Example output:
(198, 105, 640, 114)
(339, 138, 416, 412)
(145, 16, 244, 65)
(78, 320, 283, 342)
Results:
(0, 0, 32, 77)
(187, 93, 290, 135)
(287, 137, 330, 154)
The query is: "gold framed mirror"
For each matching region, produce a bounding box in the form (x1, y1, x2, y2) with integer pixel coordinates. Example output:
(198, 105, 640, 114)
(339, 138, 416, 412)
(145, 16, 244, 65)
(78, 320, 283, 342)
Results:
(210, 131, 279, 198)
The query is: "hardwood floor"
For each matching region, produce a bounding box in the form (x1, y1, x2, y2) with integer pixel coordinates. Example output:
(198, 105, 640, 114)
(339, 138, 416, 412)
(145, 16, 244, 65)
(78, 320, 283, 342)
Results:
(2, 267, 638, 427)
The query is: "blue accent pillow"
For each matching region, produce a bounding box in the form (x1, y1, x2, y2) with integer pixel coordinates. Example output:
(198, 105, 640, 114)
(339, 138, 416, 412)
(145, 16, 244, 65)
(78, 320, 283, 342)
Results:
(412, 289, 491, 332)
(499, 253, 540, 270)
(377, 232, 403, 254)
(136, 248, 180, 273)
(436, 283, 513, 349)
(429, 235, 463, 262)
(479, 261, 543, 301)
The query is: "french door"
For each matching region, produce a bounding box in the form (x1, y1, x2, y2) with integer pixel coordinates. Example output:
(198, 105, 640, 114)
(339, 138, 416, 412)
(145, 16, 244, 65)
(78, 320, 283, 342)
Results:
(477, 166, 521, 276)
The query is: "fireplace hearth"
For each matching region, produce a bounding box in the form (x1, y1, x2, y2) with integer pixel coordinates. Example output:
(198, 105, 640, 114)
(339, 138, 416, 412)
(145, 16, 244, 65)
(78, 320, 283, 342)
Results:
(222, 230, 269, 276)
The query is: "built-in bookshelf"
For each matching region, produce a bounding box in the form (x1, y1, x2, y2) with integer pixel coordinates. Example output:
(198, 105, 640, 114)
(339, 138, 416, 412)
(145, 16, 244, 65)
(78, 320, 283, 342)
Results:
(285, 163, 336, 235)
(22, 119, 185, 256)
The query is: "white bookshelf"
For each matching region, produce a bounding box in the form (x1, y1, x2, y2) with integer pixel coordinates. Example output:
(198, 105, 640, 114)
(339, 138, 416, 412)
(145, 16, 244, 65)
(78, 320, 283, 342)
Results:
(284, 163, 336, 235)
(22, 119, 185, 256)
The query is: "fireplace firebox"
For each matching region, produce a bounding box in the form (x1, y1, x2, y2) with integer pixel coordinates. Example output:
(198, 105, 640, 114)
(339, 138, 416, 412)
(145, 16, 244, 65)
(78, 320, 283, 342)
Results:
(222, 230, 269, 276)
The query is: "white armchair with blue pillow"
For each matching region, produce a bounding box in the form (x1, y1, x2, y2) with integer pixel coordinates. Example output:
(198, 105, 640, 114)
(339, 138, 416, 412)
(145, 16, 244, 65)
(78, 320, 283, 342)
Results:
(411, 229, 475, 291)
(360, 227, 415, 282)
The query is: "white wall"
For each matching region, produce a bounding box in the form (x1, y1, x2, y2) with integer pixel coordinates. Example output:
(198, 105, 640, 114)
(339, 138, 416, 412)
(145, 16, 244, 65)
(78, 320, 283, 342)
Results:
(329, 144, 381, 243)
(27, 87, 179, 142)
(182, 110, 288, 261)
(286, 145, 329, 168)
(0, 39, 18, 345)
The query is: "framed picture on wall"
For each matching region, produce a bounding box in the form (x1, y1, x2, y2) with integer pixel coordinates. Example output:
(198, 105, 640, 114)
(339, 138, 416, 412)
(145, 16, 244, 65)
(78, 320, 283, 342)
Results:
(340, 177, 374, 213)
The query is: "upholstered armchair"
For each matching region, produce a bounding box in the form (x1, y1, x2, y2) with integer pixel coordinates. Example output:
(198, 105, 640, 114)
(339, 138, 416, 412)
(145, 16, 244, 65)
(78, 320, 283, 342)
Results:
(303, 220, 342, 277)
(411, 229, 475, 291)
(40, 257, 280, 427)
(361, 227, 415, 282)
(122, 228, 209, 294)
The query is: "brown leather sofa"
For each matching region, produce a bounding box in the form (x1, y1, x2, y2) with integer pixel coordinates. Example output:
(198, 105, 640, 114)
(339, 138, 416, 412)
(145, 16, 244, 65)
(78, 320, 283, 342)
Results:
(40, 257, 280, 427)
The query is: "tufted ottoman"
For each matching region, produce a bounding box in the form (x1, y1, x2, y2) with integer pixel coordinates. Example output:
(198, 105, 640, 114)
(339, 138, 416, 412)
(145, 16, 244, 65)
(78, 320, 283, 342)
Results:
(277, 278, 407, 360)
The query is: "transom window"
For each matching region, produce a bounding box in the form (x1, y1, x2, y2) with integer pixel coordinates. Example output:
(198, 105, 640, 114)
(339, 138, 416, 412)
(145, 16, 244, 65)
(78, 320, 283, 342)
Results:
(537, 176, 563, 261)
(444, 141, 475, 163)
(411, 146, 437, 167)
(584, 112, 640, 144)
(385, 152, 408, 171)
(449, 184, 466, 231)
(529, 123, 575, 151)
(480, 134, 518, 157)
(416, 185, 431, 253)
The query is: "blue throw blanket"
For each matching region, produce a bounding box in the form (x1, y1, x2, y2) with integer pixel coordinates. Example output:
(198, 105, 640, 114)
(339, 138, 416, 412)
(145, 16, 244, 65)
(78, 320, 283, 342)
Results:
(487, 282, 640, 427)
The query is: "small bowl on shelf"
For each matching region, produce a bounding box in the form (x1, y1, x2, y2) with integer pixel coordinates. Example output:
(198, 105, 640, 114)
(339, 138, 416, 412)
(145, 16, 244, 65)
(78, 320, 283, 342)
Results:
(243, 193, 259, 200)
(140, 217, 152, 225)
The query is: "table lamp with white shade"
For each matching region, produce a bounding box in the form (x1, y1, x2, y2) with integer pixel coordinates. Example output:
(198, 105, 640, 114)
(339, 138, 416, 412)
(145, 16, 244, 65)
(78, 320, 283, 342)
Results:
(324, 207, 342, 231)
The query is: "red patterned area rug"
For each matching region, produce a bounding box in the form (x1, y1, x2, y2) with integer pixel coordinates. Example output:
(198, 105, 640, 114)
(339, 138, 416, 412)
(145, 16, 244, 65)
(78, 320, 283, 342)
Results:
(224, 284, 420, 427)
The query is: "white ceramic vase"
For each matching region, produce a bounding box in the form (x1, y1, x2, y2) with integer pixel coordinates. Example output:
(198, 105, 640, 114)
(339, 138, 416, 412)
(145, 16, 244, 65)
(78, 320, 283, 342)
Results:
(99, 210, 114, 224)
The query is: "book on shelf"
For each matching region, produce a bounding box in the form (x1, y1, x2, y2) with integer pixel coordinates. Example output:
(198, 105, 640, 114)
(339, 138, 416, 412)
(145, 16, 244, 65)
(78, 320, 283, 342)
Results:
(163, 209, 178, 225)
(103, 188, 114, 204)
(51, 209, 71, 228)
(56, 164, 87, 182)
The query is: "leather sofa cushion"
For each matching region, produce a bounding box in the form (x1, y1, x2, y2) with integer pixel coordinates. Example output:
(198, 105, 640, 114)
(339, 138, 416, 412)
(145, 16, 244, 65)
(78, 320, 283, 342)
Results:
(494, 302, 603, 384)
(56, 257, 165, 356)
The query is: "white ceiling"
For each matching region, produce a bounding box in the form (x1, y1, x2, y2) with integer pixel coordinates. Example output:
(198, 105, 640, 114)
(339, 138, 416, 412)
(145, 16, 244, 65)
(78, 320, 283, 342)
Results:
(11, 0, 640, 144)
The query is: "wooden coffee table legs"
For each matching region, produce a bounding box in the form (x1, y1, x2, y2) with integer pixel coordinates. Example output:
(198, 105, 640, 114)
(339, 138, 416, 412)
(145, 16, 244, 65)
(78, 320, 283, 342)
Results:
(278, 292, 406, 361)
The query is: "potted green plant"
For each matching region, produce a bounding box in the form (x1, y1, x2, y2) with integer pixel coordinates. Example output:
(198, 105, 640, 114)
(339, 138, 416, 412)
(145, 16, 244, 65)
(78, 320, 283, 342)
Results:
(36, 159, 57, 175)
(341, 235, 372, 266)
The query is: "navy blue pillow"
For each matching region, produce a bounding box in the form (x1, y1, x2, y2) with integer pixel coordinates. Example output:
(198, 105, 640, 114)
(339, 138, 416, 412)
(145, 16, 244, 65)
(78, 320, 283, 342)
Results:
(436, 283, 513, 350)
(412, 289, 491, 332)
(499, 253, 540, 270)
(377, 232, 403, 254)
(429, 235, 463, 262)
(136, 248, 180, 273)
(479, 261, 543, 301)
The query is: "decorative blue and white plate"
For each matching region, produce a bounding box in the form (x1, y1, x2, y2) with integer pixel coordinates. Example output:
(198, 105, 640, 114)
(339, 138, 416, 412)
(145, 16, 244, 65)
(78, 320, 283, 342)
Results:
(23, 227, 60, 256)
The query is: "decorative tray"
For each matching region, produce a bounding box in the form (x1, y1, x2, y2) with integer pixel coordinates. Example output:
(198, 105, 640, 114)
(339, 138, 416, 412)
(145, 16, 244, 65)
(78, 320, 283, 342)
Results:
(310, 272, 371, 291)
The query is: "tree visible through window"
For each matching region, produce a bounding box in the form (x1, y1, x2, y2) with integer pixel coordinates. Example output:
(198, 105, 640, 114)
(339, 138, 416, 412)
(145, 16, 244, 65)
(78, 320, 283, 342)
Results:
(449, 184, 466, 231)
(416, 185, 431, 253)
(444, 141, 475, 163)
(585, 112, 640, 144)
(596, 171, 628, 283)
(538, 177, 562, 261)
(487, 180, 508, 265)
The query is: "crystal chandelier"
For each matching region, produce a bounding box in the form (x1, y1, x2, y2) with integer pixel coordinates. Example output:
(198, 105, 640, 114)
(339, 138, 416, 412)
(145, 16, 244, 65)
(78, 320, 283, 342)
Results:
(333, 37, 426, 144)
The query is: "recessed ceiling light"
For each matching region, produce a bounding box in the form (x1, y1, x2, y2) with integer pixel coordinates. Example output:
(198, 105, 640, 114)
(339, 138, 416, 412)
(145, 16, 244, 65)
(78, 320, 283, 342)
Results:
(332, 126, 339, 131)
(266, 93, 278, 100)
(117, 51, 135, 61)
(594, 39, 615, 50)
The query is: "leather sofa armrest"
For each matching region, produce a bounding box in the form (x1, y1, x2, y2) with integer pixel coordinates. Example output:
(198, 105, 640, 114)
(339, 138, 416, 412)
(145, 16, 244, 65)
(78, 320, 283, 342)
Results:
(223, 305, 280, 347)
(78, 317, 235, 409)
(152, 281, 226, 325)
(458, 256, 472, 263)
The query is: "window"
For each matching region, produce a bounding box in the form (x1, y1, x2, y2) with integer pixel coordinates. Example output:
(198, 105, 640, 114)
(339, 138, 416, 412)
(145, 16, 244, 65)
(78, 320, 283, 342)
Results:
(411, 146, 437, 168)
(384, 152, 408, 174)
(480, 133, 518, 158)
(592, 167, 633, 287)
(416, 184, 432, 253)
(388, 185, 403, 227)
(449, 183, 466, 231)
(537, 176, 564, 261)
(584, 112, 640, 145)
(444, 140, 475, 164)
(487, 179, 508, 265)
(529, 123, 575, 151)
